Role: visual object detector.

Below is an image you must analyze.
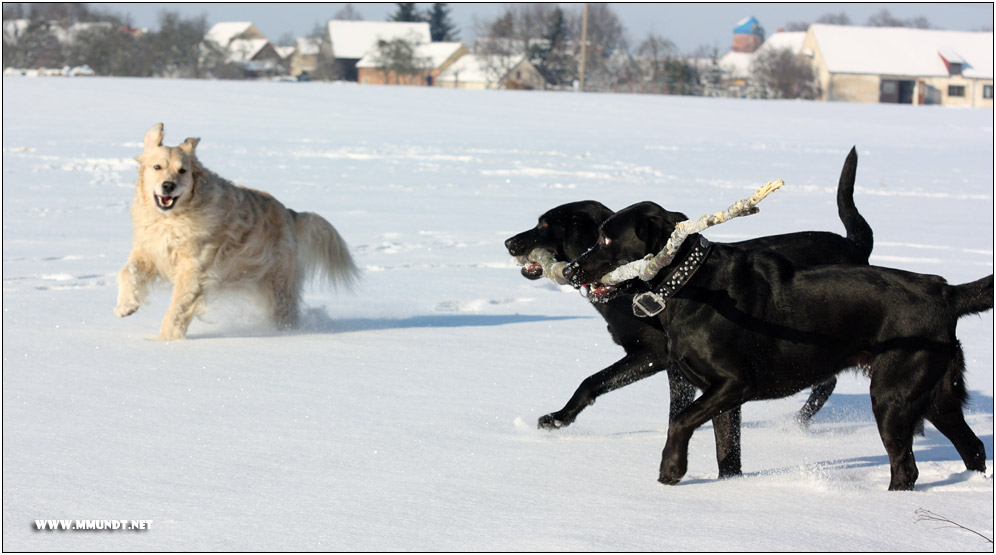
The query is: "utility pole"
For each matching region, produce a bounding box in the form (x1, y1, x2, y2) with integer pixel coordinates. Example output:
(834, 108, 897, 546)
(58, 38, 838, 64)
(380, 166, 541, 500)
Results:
(578, 3, 588, 92)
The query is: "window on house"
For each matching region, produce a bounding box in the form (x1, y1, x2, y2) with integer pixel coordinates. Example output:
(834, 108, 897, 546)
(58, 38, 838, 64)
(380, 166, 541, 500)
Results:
(984, 85, 994, 99)
(948, 85, 965, 97)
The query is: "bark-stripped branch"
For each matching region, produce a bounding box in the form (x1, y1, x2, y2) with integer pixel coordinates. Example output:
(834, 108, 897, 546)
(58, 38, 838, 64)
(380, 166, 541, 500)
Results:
(519, 248, 570, 285)
(600, 179, 784, 285)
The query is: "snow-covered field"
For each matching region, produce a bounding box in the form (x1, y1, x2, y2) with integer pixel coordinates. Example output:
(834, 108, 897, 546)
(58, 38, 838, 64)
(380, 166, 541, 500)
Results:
(3, 77, 993, 551)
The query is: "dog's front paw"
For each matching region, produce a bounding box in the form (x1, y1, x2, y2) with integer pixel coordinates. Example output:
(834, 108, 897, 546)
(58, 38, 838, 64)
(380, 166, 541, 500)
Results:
(658, 453, 688, 485)
(157, 326, 187, 341)
(115, 303, 140, 317)
(538, 412, 571, 430)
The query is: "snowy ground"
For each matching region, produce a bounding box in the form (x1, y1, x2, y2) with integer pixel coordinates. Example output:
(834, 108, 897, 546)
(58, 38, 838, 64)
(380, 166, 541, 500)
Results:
(2, 77, 993, 551)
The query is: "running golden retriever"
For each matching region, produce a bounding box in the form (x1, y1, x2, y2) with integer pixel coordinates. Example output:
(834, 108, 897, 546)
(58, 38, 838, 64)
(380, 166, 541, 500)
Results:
(115, 123, 359, 340)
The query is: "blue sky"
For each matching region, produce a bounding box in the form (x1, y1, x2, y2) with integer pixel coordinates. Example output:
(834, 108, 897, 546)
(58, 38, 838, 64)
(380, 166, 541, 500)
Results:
(113, 2, 993, 53)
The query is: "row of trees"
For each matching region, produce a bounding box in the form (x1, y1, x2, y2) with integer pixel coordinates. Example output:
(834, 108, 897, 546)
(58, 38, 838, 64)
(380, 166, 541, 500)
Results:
(784, 9, 933, 32)
(3, 3, 240, 78)
(4, 2, 946, 100)
(469, 5, 941, 97)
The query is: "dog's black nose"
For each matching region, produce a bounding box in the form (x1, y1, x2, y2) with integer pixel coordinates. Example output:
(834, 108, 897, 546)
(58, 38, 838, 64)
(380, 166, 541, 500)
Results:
(161, 181, 176, 194)
(504, 237, 516, 252)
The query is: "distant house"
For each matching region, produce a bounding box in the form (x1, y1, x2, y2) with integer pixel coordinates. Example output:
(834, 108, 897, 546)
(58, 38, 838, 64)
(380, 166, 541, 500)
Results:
(289, 37, 321, 78)
(323, 20, 432, 81)
(720, 30, 806, 88)
(731, 16, 765, 53)
(356, 41, 467, 86)
(436, 54, 547, 90)
(802, 24, 994, 108)
(204, 22, 283, 77)
(205, 22, 267, 47)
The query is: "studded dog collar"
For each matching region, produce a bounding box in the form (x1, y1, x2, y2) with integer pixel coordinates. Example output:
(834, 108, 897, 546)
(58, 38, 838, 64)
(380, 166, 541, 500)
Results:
(632, 235, 712, 317)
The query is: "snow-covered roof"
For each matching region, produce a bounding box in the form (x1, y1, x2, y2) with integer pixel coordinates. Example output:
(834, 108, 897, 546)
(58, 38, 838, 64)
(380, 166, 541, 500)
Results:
(763, 31, 805, 53)
(355, 41, 464, 69)
(734, 16, 763, 35)
(226, 39, 270, 63)
(275, 45, 295, 59)
(719, 51, 753, 79)
(326, 20, 431, 59)
(417, 42, 465, 68)
(296, 37, 321, 56)
(809, 24, 994, 79)
(205, 22, 254, 47)
(720, 31, 806, 78)
(436, 54, 524, 84)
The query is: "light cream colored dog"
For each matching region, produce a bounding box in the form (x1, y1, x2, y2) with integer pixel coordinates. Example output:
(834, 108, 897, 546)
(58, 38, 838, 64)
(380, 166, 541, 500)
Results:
(115, 123, 359, 340)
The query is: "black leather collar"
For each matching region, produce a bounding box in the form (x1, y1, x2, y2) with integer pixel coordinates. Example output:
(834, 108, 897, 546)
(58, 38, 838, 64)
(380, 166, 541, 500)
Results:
(632, 235, 712, 317)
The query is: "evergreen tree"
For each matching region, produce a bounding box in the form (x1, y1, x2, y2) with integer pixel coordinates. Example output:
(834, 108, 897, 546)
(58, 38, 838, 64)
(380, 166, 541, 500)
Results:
(426, 3, 458, 41)
(534, 7, 573, 86)
(389, 3, 423, 23)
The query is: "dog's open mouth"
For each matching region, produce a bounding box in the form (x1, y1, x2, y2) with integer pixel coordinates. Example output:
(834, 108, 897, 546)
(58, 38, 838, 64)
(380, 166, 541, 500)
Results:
(154, 194, 180, 211)
(580, 282, 619, 303)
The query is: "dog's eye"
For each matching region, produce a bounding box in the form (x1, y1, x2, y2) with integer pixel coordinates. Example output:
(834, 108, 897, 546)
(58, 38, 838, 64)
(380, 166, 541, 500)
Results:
(178, 168, 186, 174)
(153, 164, 162, 170)
(537, 221, 548, 229)
(601, 236, 612, 247)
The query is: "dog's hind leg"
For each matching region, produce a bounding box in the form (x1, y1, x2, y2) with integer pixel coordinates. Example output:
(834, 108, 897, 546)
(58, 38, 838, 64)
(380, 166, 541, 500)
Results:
(870, 393, 922, 491)
(262, 266, 301, 330)
(795, 377, 836, 426)
(538, 351, 663, 429)
(925, 348, 987, 473)
(869, 354, 935, 491)
(711, 407, 742, 479)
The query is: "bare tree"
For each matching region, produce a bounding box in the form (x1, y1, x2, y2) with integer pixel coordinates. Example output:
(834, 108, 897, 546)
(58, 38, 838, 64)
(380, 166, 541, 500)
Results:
(474, 5, 555, 89)
(369, 33, 431, 84)
(785, 11, 851, 31)
(749, 47, 820, 99)
(570, 3, 629, 91)
(147, 10, 210, 77)
(866, 9, 930, 28)
(3, 20, 65, 68)
(333, 4, 363, 21)
(68, 24, 147, 76)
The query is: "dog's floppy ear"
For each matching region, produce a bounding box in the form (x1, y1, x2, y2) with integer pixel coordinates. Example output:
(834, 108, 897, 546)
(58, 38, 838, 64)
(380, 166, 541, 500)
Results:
(643, 208, 690, 254)
(566, 211, 601, 257)
(179, 137, 200, 155)
(143, 123, 164, 151)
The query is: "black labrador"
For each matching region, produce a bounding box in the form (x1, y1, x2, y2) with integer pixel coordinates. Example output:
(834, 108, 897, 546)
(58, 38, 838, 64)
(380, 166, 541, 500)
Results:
(563, 196, 991, 491)
(506, 148, 872, 479)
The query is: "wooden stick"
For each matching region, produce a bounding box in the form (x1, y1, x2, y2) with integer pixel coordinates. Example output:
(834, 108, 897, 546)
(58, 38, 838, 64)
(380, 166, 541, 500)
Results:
(522, 248, 570, 285)
(600, 179, 784, 284)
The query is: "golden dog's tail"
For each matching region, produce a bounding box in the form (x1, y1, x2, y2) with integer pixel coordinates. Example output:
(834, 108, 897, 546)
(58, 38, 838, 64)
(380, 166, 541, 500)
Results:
(292, 211, 361, 290)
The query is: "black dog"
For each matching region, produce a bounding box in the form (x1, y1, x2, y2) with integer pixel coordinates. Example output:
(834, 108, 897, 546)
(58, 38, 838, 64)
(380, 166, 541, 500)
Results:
(563, 195, 991, 491)
(506, 148, 873, 479)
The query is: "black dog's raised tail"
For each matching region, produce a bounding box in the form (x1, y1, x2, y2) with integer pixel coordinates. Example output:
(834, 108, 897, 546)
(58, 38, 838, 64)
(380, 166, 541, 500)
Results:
(949, 274, 994, 318)
(837, 146, 874, 261)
